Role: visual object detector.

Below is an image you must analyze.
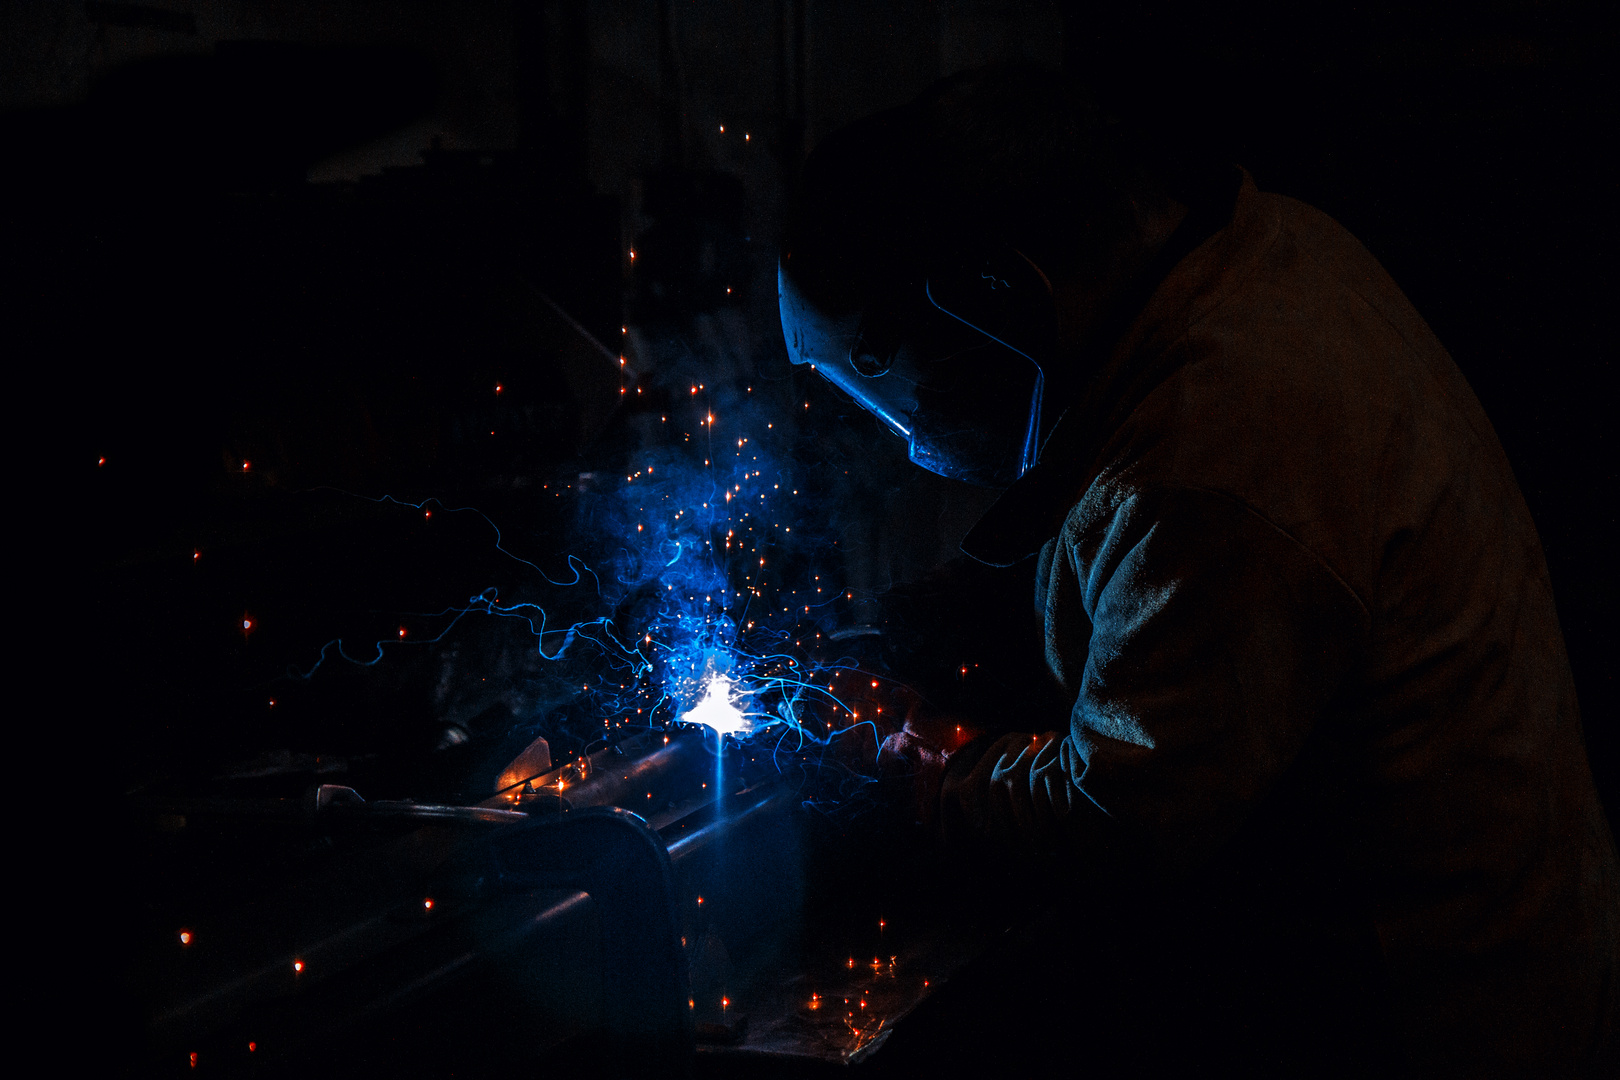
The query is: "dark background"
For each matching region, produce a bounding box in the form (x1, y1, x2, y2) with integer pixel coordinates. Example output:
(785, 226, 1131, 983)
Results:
(7, 1, 1612, 823)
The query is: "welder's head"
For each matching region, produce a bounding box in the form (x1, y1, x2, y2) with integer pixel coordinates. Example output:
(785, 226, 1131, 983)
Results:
(779, 65, 1150, 486)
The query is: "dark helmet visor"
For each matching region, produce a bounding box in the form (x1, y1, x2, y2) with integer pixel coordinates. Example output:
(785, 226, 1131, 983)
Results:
(779, 261, 1044, 487)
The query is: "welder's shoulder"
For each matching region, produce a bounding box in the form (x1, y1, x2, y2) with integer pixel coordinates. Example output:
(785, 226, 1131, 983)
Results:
(1194, 191, 1462, 414)
(1230, 192, 1501, 457)
(1086, 192, 1496, 604)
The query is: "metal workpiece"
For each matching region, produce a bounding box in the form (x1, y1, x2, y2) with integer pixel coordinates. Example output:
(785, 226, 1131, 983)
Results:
(131, 724, 1020, 1076)
(133, 729, 768, 1077)
(664, 779, 801, 863)
(144, 815, 484, 1036)
(494, 808, 696, 1076)
(168, 884, 604, 1077)
(133, 798, 639, 1075)
(486, 727, 725, 817)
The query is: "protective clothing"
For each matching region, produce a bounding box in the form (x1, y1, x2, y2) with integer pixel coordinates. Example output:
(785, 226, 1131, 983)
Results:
(950, 174, 1619, 1075)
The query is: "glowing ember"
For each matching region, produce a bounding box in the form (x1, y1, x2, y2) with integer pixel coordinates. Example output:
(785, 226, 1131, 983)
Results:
(678, 672, 751, 736)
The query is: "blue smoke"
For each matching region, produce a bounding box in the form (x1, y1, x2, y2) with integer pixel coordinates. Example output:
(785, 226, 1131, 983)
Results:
(289, 381, 888, 807)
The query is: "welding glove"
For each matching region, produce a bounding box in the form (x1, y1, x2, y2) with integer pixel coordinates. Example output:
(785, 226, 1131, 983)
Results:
(940, 730, 1077, 850)
(876, 716, 983, 834)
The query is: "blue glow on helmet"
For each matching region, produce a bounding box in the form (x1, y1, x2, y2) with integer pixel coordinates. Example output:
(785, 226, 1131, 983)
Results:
(778, 256, 1049, 488)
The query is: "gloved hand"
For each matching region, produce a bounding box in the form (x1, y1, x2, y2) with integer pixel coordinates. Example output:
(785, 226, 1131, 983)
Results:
(876, 714, 983, 834)
(940, 730, 1069, 848)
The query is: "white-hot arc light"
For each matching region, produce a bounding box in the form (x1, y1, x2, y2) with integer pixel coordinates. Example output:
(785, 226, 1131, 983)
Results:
(679, 672, 752, 736)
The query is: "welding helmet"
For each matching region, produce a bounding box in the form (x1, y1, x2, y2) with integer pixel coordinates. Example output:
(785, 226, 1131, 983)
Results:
(782, 65, 1225, 487)
(778, 245, 1056, 487)
(778, 73, 1077, 488)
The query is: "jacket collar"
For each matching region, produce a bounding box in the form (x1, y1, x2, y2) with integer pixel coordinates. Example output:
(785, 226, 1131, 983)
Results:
(962, 167, 1277, 566)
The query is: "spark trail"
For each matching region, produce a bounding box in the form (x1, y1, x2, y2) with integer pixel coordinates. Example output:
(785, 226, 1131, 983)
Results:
(286, 383, 890, 801)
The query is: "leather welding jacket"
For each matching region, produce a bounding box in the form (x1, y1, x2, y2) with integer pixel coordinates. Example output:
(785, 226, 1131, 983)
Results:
(956, 174, 1619, 1076)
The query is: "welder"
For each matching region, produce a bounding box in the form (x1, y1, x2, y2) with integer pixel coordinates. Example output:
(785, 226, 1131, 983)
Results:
(779, 66, 1617, 1077)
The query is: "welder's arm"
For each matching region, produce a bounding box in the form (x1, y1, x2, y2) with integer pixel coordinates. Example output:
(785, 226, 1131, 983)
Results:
(940, 486, 1368, 871)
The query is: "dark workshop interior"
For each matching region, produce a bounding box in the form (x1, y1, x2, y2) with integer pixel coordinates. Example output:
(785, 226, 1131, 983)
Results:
(10, 1, 1613, 1076)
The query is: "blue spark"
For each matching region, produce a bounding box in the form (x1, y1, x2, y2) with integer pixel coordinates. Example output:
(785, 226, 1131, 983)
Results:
(285, 386, 891, 806)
